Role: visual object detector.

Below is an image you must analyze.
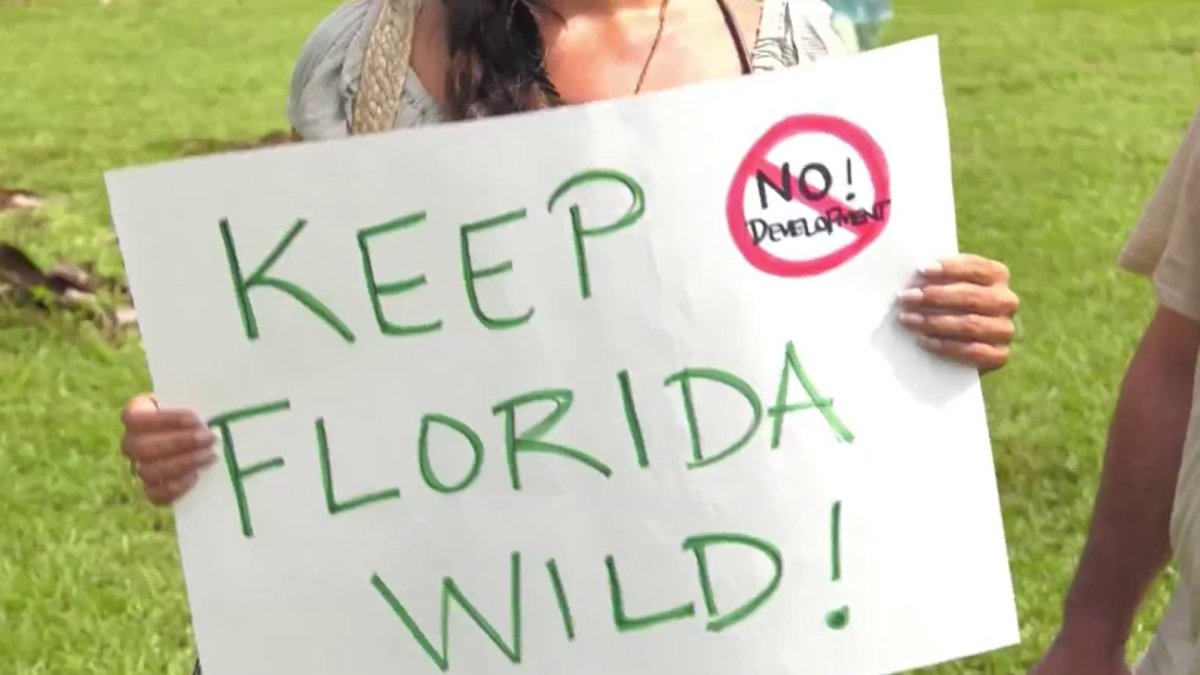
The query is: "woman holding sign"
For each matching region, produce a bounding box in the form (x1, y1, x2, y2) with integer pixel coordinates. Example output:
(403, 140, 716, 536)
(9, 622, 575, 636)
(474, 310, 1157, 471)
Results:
(118, 4, 1017, 670)
(121, 0, 1015, 509)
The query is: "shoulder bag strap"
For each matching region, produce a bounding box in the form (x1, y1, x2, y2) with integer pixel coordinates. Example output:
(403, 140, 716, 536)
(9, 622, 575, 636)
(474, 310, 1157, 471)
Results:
(352, 0, 421, 135)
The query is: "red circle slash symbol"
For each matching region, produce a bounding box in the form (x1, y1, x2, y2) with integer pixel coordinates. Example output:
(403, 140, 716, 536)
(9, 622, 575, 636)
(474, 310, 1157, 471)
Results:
(726, 115, 891, 277)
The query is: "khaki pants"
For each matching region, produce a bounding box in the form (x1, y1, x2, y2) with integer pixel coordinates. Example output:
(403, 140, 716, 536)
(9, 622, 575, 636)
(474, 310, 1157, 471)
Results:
(1138, 585, 1195, 675)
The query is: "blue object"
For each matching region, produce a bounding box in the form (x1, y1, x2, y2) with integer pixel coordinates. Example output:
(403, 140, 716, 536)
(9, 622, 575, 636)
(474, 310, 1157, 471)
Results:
(825, 0, 893, 49)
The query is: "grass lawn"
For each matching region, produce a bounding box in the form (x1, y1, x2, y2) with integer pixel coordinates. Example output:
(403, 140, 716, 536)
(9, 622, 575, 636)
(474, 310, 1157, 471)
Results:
(1, 0, 1198, 673)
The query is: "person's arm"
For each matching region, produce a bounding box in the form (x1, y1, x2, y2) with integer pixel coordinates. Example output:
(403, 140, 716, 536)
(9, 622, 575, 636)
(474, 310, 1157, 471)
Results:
(1036, 107, 1200, 674)
(285, 0, 374, 141)
(1052, 306, 1200, 661)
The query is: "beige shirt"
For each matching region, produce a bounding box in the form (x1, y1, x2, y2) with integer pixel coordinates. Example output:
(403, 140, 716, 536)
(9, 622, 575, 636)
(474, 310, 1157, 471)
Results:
(1122, 108, 1200, 675)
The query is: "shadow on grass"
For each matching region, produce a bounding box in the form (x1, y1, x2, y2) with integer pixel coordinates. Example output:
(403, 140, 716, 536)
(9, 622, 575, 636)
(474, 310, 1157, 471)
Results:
(148, 130, 293, 159)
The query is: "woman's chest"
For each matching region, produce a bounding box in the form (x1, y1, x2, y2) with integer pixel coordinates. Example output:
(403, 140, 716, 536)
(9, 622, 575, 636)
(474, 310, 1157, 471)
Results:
(540, 1, 757, 102)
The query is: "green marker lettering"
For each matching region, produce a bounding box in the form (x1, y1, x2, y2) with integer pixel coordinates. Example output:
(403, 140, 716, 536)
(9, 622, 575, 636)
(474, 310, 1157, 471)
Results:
(219, 218, 355, 343)
(546, 559, 576, 640)
(665, 368, 763, 469)
(317, 417, 401, 514)
(371, 552, 522, 672)
(356, 212, 443, 336)
(768, 340, 854, 445)
(547, 169, 645, 300)
(684, 532, 783, 633)
(460, 209, 534, 330)
(826, 500, 850, 630)
(492, 388, 612, 490)
(617, 369, 650, 468)
(606, 554, 695, 632)
(207, 399, 291, 538)
(418, 413, 485, 494)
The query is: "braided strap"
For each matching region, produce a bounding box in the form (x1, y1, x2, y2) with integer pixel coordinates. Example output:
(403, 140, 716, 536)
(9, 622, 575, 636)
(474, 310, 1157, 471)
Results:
(352, 0, 419, 135)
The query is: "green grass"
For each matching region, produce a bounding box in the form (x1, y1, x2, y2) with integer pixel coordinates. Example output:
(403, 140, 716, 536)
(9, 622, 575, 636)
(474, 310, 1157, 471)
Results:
(1, 0, 1197, 673)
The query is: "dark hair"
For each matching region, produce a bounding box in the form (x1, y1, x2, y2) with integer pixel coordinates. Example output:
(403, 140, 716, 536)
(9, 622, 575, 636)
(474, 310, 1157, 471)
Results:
(442, 0, 562, 119)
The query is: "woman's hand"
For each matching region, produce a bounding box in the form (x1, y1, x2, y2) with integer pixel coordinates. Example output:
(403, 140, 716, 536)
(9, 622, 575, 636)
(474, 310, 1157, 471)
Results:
(897, 254, 1018, 372)
(120, 394, 216, 505)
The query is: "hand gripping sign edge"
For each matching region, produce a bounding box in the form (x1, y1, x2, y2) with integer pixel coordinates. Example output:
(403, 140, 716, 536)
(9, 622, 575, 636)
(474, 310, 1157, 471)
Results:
(726, 114, 892, 278)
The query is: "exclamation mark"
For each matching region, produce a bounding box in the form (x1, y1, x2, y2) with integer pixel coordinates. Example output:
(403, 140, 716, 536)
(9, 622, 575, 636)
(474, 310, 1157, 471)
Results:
(825, 500, 849, 630)
(845, 158, 856, 202)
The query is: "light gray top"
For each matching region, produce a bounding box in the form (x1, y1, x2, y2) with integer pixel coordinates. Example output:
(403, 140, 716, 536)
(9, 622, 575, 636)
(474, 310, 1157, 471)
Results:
(286, 0, 856, 140)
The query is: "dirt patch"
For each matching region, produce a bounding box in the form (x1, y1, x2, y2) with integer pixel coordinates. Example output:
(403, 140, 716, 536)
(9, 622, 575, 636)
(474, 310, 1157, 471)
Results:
(0, 242, 136, 334)
(0, 187, 43, 212)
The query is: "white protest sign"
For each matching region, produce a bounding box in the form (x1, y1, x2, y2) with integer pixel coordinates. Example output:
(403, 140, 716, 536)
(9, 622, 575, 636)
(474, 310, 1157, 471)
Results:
(106, 36, 1018, 675)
